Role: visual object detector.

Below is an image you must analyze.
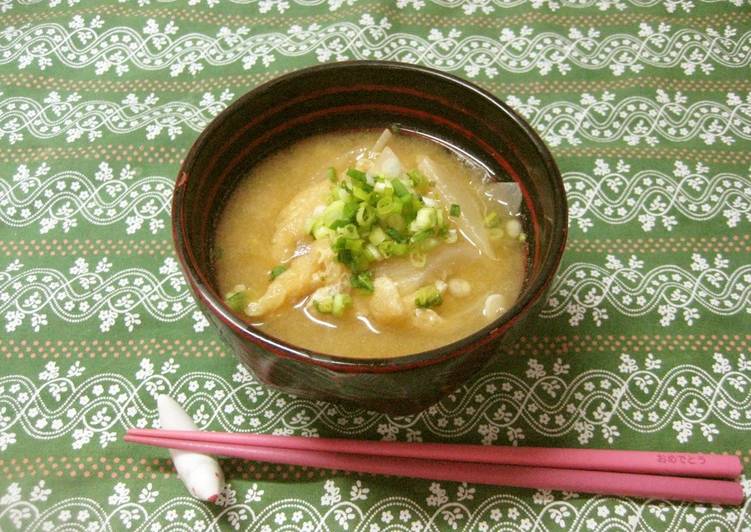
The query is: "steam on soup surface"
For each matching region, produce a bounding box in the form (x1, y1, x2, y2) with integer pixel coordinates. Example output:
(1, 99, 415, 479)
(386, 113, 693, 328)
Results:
(214, 130, 526, 358)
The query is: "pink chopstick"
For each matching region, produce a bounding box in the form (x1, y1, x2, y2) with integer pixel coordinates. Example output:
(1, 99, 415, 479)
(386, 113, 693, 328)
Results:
(126, 429, 742, 479)
(124, 433, 744, 505)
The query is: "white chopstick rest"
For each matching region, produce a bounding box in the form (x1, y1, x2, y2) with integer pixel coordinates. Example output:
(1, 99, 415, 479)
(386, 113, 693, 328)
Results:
(157, 395, 225, 502)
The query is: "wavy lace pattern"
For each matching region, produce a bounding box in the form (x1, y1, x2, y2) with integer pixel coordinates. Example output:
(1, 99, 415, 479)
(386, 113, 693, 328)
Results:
(398, 0, 749, 13)
(1, 354, 749, 452)
(3, 158, 750, 236)
(0, 257, 207, 334)
(543, 253, 751, 327)
(0, 162, 172, 234)
(508, 91, 751, 146)
(3, 252, 749, 333)
(2, 479, 748, 532)
(2, 89, 748, 147)
(1, 0, 749, 12)
(1, 17, 749, 78)
(566, 159, 751, 232)
(0, 90, 233, 144)
(1, 0, 356, 13)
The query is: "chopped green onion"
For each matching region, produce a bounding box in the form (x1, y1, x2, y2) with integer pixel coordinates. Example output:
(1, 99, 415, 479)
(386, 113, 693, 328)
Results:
(384, 213, 406, 231)
(225, 290, 247, 312)
(435, 208, 444, 228)
(332, 293, 352, 317)
(347, 168, 367, 182)
(351, 271, 374, 293)
(385, 227, 406, 243)
(342, 201, 359, 221)
(337, 223, 359, 240)
(312, 224, 331, 240)
(327, 167, 337, 183)
(364, 244, 382, 261)
(368, 226, 386, 245)
(320, 200, 345, 227)
(376, 196, 401, 217)
(484, 211, 501, 228)
(314, 292, 353, 317)
(391, 178, 410, 198)
(306, 162, 461, 282)
(450, 204, 461, 217)
(269, 264, 288, 280)
(407, 169, 429, 191)
(414, 284, 443, 308)
(352, 186, 371, 202)
(400, 197, 416, 221)
(411, 207, 437, 232)
(329, 219, 349, 230)
(313, 296, 334, 314)
(336, 187, 351, 202)
(379, 240, 407, 258)
(356, 204, 376, 227)
(392, 242, 409, 256)
(410, 229, 432, 244)
(344, 238, 364, 253)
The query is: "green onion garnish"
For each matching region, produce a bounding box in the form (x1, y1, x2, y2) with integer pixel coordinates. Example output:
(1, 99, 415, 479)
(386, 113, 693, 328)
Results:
(410, 229, 432, 244)
(332, 293, 352, 316)
(484, 211, 501, 228)
(313, 293, 352, 317)
(225, 290, 247, 312)
(414, 284, 443, 308)
(269, 264, 288, 280)
(327, 167, 337, 183)
(450, 204, 461, 217)
(306, 164, 457, 287)
(346, 168, 367, 183)
(391, 178, 410, 198)
(407, 169, 429, 191)
(368, 226, 386, 245)
(351, 271, 374, 293)
(385, 227, 406, 243)
(313, 296, 333, 314)
(356, 204, 376, 227)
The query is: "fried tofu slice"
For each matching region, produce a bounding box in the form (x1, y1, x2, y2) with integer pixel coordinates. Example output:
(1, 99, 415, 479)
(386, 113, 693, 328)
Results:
(245, 240, 345, 317)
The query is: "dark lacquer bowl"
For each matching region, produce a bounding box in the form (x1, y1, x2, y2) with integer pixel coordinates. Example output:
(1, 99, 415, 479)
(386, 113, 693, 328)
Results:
(172, 61, 567, 414)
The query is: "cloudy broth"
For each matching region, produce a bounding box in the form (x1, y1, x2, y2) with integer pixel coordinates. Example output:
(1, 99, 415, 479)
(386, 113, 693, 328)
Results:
(214, 130, 526, 358)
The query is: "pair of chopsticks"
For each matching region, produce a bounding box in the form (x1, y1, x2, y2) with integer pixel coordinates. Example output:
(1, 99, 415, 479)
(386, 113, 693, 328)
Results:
(125, 429, 744, 505)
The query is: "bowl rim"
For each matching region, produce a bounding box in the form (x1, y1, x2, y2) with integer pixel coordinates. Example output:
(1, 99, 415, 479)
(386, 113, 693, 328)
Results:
(173, 60, 568, 373)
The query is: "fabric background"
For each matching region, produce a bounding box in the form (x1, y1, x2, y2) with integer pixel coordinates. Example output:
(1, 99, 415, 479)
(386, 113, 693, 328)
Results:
(1, 0, 750, 530)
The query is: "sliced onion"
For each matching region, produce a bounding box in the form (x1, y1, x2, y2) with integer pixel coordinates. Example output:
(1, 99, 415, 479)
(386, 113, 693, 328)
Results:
(370, 147, 402, 178)
(482, 181, 523, 217)
(371, 128, 393, 153)
(417, 155, 496, 259)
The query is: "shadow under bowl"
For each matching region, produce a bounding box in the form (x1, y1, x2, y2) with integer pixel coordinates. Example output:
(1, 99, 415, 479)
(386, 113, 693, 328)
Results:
(172, 61, 567, 415)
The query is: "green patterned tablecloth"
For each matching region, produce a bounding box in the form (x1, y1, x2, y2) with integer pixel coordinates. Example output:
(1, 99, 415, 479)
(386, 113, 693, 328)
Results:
(1, 1, 750, 530)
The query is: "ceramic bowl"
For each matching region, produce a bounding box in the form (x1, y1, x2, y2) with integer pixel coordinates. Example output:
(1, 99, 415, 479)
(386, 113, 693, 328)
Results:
(172, 61, 567, 414)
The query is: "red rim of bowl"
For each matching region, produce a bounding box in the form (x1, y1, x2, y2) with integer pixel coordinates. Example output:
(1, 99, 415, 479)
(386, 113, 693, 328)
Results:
(172, 61, 568, 373)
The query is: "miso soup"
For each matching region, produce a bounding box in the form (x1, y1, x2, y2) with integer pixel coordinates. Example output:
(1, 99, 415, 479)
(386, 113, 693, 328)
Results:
(214, 130, 527, 358)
